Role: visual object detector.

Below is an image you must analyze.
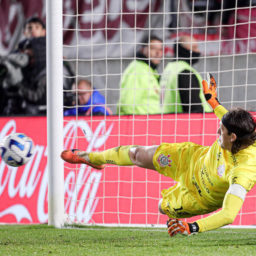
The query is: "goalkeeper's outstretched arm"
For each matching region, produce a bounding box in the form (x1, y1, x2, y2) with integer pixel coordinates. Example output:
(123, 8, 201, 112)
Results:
(196, 184, 245, 232)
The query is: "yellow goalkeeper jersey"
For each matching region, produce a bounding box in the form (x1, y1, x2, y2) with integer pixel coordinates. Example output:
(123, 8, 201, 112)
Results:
(187, 135, 256, 210)
(154, 105, 256, 212)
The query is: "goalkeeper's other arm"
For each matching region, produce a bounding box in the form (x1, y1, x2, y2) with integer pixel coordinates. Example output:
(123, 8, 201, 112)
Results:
(202, 73, 228, 120)
(167, 184, 246, 237)
(202, 73, 220, 110)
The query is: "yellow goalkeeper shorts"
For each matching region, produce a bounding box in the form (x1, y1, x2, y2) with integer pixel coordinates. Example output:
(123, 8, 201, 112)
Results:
(160, 183, 210, 218)
(153, 142, 210, 218)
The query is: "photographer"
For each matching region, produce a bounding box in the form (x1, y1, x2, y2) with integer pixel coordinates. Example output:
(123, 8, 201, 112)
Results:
(0, 17, 46, 116)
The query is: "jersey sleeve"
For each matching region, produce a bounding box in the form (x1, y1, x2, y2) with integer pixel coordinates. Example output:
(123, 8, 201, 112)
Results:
(196, 192, 243, 232)
(214, 105, 228, 120)
(229, 168, 255, 192)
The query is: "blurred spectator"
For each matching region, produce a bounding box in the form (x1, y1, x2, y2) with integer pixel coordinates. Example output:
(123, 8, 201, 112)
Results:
(160, 35, 212, 113)
(0, 16, 46, 115)
(117, 35, 163, 115)
(0, 16, 74, 116)
(64, 79, 112, 116)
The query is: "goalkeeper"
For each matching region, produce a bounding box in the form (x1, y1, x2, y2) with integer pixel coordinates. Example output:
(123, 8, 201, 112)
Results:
(61, 74, 256, 237)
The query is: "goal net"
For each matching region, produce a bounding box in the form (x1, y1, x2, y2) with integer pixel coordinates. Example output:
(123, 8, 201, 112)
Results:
(61, 0, 256, 227)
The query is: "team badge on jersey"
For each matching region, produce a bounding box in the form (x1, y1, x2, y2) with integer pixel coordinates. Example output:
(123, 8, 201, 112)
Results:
(157, 154, 172, 167)
(217, 164, 225, 177)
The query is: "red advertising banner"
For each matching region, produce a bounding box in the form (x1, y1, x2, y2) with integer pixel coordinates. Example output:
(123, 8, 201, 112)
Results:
(0, 114, 256, 226)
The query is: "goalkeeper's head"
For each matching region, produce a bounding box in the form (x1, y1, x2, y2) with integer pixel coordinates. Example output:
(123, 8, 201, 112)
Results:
(220, 108, 256, 154)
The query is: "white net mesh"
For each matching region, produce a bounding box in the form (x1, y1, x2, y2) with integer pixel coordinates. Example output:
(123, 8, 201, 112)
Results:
(62, 0, 256, 226)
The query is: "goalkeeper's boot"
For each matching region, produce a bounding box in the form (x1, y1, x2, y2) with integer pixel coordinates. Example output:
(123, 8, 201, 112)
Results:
(61, 149, 105, 170)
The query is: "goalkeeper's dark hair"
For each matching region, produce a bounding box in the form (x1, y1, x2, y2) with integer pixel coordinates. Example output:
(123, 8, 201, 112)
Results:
(222, 108, 256, 154)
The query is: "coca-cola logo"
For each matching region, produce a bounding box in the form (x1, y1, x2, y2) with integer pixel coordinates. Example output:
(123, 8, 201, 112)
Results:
(0, 119, 113, 224)
(63, 119, 114, 223)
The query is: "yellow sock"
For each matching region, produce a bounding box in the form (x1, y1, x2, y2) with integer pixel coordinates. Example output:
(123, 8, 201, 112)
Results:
(88, 146, 136, 166)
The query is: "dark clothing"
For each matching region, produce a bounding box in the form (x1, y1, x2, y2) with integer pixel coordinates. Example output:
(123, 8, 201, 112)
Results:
(173, 42, 201, 66)
(2, 36, 47, 116)
(178, 70, 203, 113)
(19, 37, 46, 84)
(174, 43, 203, 113)
(1, 35, 75, 116)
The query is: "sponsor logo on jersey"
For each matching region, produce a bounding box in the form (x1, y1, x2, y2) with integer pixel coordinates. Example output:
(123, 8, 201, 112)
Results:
(232, 176, 238, 184)
(157, 154, 172, 167)
(216, 152, 222, 161)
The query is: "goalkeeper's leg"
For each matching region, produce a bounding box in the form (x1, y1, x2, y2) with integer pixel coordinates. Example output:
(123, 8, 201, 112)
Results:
(61, 145, 158, 170)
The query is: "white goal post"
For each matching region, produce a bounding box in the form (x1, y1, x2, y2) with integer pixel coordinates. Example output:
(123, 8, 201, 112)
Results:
(46, 0, 64, 228)
(47, 0, 256, 228)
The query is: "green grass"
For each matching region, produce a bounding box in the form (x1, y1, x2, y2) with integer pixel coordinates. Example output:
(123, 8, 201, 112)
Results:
(0, 225, 256, 256)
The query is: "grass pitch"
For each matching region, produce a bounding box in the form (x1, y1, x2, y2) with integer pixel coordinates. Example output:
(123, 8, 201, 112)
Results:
(0, 225, 255, 256)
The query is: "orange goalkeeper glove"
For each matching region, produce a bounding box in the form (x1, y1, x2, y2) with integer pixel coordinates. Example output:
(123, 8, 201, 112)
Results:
(202, 73, 220, 110)
(167, 218, 199, 237)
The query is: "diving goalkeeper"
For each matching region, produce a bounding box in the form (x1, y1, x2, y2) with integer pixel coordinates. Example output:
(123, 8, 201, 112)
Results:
(61, 74, 256, 237)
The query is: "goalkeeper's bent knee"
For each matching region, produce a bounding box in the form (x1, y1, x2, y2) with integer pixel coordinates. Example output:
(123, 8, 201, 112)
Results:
(88, 145, 136, 166)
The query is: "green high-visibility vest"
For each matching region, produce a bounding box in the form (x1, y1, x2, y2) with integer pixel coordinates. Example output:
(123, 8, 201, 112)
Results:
(160, 61, 212, 113)
(117, 60, 161, 115)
